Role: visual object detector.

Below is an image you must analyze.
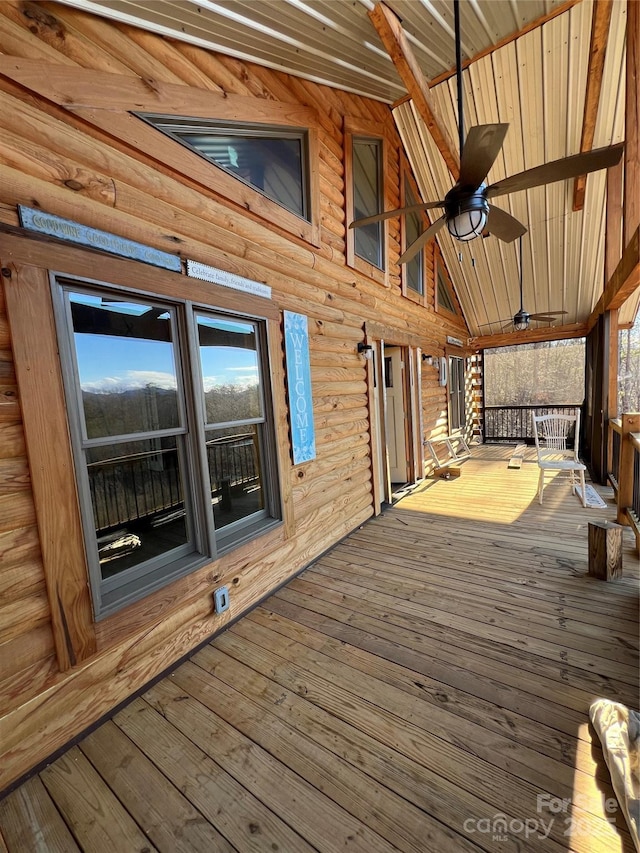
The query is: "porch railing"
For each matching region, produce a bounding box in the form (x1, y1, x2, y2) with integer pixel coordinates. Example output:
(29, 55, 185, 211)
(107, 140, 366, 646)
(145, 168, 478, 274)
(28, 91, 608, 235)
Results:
(483, 405, 579, 444)
(607, 413, 640, 549)
(88, 431, 259, 534)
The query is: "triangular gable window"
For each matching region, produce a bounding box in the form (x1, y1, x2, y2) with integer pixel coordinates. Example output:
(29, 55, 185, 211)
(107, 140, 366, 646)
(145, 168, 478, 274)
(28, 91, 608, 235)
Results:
(139, 114, 310, 221)
(437, 268, 457, 314)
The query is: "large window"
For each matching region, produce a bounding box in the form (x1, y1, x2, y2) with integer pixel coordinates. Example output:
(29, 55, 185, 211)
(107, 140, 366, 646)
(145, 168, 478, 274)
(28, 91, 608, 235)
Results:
(54, 280, 280, 618)
(139, 114, 310, 221)
(352, 137, 384, 269)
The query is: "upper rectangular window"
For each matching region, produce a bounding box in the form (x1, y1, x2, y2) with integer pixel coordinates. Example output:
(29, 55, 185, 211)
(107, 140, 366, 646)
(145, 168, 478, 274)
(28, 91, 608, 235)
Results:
(139, 114, 310, 221)
(352, 137, 384, 269)
(54, 279, 281, 618)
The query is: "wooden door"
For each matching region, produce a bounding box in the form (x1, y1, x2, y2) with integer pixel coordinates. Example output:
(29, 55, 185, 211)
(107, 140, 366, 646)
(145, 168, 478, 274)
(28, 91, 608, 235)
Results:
(384, 346, 408, 483)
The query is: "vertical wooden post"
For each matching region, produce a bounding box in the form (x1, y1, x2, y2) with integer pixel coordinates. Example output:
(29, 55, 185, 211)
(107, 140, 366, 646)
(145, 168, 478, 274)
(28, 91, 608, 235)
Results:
(605, 160, 624, 281)
(624, 0, 639, 246)
(606, 308, 619, 476)
(588, 521, 623, 580)
(617, 412, 640, 525)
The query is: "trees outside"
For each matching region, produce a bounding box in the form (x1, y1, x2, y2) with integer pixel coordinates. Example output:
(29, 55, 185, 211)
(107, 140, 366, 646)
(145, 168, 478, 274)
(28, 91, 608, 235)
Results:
(484, 339, 585, 406)
(618, 315, 640, 414)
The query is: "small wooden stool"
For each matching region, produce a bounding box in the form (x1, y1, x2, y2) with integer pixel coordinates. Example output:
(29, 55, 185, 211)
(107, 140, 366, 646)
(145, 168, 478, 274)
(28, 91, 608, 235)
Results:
(588, 521, 623, 580)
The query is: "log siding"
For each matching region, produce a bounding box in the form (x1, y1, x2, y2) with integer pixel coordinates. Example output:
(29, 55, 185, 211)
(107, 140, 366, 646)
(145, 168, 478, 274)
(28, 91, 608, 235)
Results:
(0, 0, 473, 790)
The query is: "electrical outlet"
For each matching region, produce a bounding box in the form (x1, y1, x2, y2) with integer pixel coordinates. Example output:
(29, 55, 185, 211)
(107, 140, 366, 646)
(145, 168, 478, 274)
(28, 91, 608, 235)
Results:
(213, 585, 230, 614)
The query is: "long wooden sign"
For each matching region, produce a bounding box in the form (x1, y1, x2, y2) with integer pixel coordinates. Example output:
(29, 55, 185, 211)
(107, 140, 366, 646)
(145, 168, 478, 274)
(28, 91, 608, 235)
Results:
(18, 206, 182, 272)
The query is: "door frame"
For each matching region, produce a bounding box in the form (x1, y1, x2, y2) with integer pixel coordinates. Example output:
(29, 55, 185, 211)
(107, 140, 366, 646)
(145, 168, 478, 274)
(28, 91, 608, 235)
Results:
(363, 323, 424, 514)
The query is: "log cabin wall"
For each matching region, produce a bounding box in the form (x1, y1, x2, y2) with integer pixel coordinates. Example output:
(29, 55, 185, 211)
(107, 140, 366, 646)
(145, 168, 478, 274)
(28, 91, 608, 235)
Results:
(0, 0, 471, 790)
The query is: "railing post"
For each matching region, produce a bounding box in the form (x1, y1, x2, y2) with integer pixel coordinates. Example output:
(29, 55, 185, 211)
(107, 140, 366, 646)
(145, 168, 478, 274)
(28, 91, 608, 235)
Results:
(617, 412, 640, 525)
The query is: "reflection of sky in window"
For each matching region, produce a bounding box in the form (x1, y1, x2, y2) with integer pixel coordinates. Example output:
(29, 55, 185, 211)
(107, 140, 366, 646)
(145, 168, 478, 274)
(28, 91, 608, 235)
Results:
(75, 336, 179, 392)
(70, 293, 178, 393)
(69, 296, 260, 393)
(197, 315, 259, 391)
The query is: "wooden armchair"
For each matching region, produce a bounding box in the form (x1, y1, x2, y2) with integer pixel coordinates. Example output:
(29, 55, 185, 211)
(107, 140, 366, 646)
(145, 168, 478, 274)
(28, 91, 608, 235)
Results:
(532, 410, 587, 507)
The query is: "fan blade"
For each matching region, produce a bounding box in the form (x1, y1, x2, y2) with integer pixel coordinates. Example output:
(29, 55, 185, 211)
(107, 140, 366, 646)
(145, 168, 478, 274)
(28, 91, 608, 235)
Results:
(529, 311, 568, 320)
(349, 200, 444, 229)
(477, 317, 513, 328)
(399, 216, 446, 264)
(459, 124, 509, 189)
(487, 143, 624, 198)
(486, 204, 527, 242)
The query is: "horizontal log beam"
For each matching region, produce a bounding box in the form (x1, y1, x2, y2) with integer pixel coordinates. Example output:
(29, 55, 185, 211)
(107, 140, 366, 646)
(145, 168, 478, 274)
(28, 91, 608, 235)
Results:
(0, 56, 317, 124)
(470, 322, 588, 350)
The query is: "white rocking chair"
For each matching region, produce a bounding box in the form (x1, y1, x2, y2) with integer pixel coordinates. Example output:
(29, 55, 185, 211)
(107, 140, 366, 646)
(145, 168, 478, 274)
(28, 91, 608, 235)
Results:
(532, 410, 587, 507)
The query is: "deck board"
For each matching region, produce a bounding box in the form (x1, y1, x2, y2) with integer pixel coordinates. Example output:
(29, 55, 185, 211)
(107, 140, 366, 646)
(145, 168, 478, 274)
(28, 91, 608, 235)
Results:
(1, 446, 638, 852)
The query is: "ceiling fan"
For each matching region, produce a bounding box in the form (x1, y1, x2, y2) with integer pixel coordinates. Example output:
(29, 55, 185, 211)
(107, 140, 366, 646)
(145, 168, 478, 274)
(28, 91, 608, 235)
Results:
(350, 0, 624, 264)
(478, 235, 567, 333)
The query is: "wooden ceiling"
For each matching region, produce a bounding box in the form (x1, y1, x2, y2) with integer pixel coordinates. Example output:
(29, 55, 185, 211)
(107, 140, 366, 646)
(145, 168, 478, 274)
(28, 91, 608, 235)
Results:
(57, 0, 638, 338)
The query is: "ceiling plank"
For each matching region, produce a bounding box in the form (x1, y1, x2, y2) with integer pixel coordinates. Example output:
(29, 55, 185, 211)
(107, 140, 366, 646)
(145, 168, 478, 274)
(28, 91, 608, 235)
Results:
(471, 322, 588, 350)
(368, 3, 460, 180)
(572, 0, 614, 211)
(587, 226, 640, 331)
(428, 0, 583, 89)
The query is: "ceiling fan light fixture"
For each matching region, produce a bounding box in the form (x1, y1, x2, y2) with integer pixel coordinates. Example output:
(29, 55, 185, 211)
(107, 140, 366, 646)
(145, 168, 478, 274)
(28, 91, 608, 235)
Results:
(444, 185, 490, 242)
(447, 208, 488, 241)
(513, 310, 530, 332)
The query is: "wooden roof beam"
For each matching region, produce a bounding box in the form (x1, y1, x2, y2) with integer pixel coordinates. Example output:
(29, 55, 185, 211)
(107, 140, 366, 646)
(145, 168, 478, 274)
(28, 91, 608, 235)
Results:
(369, 3, 460, 180)
(573, 0, 614, 211)
(587, 226, 640, 332)
(470, 322, 588, 350)
(624, 0, 640, 245)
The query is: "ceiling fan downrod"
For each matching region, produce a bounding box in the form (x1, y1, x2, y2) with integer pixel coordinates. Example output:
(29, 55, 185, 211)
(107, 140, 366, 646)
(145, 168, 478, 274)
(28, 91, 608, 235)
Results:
(454, 0, 464, 158)
(513, 234, 530, 330)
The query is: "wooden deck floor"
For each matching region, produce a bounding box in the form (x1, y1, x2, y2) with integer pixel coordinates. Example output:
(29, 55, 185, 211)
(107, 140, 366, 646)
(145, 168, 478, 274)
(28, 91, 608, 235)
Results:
(1, 446, 638, 853)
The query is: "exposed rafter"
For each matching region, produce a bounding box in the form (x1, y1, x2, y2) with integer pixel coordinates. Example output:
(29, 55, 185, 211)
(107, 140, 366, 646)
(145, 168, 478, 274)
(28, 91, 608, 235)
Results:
(587, 226, 640, 332)
(572, 0, 614, 211)
(368, 2, 460, 180)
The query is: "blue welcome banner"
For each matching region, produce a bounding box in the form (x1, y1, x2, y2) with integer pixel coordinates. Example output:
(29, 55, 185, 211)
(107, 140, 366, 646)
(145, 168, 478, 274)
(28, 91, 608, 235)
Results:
(19, 206, 182, 272)
(283, 311, 316, 465)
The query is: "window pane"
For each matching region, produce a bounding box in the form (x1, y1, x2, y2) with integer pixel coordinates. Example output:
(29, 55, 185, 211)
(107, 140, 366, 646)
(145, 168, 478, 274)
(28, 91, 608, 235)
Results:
(197, 315, 262, 425)
(405, 184, 423, 294)
(449, 357, 466, 430)
(353, 139, 383, 268)
(87, 437, 190, 579)
(437, 270, 456, 313)
(177, 131, 305, 219)
(69, 293, 180, 439)
(205, 425, 264, 529)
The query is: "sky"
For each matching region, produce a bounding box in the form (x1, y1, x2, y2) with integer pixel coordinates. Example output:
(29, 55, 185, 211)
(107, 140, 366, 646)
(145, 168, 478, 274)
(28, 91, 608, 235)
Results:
(71, 293, 259, 393)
